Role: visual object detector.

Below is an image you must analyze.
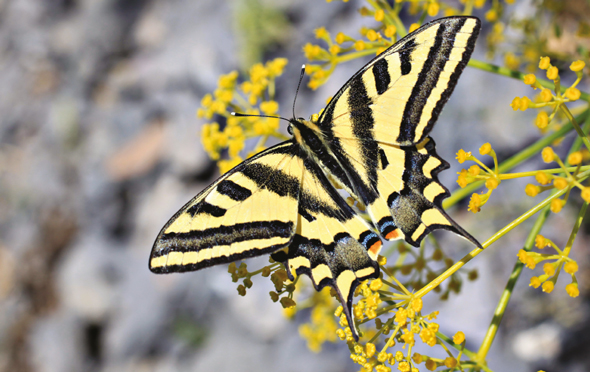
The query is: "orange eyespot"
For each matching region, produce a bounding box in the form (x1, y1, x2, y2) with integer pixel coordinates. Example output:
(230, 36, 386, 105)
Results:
(369, 240, 383, 255)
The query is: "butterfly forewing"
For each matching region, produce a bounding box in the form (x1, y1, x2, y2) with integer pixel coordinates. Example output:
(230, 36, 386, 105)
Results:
(150, 141, 302, 273)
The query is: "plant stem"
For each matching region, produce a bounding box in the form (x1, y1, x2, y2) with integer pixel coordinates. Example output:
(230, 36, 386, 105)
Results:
(468, 59, 590, 101)
(444, 110, 589, 208)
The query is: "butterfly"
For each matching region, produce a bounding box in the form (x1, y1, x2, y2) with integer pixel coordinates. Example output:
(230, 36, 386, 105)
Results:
(150, 16, 482, 340)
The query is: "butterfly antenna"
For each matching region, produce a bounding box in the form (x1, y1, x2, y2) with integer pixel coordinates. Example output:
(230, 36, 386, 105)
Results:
(231, 112, 290, 123)
(293, 64, 306, 119)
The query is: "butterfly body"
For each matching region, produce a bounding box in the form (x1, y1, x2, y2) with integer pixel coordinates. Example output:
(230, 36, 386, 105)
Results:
(150, 16, 482, 340)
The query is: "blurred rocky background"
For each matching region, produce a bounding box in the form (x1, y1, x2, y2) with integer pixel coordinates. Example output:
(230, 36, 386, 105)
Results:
(0, 0, 589, 371)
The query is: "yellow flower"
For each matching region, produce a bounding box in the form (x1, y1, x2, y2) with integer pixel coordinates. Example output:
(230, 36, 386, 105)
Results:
(395, 351, 404, 362)
(535, 234, 548, 249)
(329, 44, 340, 55)
(553, 177, 568, 190)
(411, 298, 423, 312)
(398, 361, 410, 372)
(425, 359, 438, 371)
(384, 25, 397, 38)
(486, 177, 499, 190)
(539, 88, 553, 102)
(218, 71, 238, 89)
(468, 193, 482, 213)
(479, 142, 492, 155)
(565, 87, 581, 101)
(535, 171, 551, 185)
(457, 171, 468, 188)
(374, 9, 385, 22)
(354, 40, 366, 51)
(409, 23, 419, 33)
(468, 165, 481, 176)
(539, 56, 551, 70)
(365, 342, 376, 358)
(535, 111, 549, 129)
(570, 60, 586, 72)
(523, 73, 537, 86)
(541, 147, 555, 163)
(456, 149, 471, 163)
(564, 261, 578, 274)
(519, 96, 531, 111)
(530, 276, 541, 288)
(510, 96, 522, 111)
(543, 263, 555, 276)
(546, 66, 559, 80)
(315, 27, 329, 40)
(444, 357, 457, 368)
(542, 281, 554, 293)
(566, 283, 579, 298)
(412, 353, 423, 364)
(525, 184, 540, 197)
(581, 187, 590, 203)
(267, 58, 288, 76)
(550, 198, 564, 213)
(568, 151, 583, 165)
(260, 100, 279, 115)
(474, 0, 485, 8)
(453, 331, 465, 344)
(366, 29, 378, 42)
(427, 2, 439, 17)
(370, 278, 383, 291)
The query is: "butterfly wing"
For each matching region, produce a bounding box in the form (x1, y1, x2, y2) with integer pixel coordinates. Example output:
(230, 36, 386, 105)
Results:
(316, 16, 481, 247)
(150, 141, 302, 273)
(271, 153, 382, 340)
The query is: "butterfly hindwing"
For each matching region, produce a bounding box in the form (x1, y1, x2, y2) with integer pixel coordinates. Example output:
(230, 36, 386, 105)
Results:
(271, 155, 381, 335)
(313, 16, 481, 247)
(150, 141, 302, 273)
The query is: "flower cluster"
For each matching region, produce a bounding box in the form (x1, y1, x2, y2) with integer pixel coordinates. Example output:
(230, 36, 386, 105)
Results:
(518, 234, 580, 297)
(228, 260, 297, 312)
(456, 143, 501, 213)
(511, 58, 586, 133)
(197, 58, 289, 173)
(524, 146, 590, 212)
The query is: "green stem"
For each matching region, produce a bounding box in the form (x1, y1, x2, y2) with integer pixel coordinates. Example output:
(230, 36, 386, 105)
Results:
(563, 202, 589, 256)
(475, 204, 551, 362)
(444, 110, 589, 208)
(468, 59, 590, 102)
(560, 104, 590, 152)
(415, 183, 573, 299)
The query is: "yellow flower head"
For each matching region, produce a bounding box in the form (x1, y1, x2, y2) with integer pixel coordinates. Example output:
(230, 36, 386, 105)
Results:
(535, 111, 549, 129)
(543, 263, 555, 276)
(354, 40, 366, 51)
(566, 283, 579, 298)
(541, 147, 555, 163)
(409, 23, 419, 33)
(468, 193, 481, 213)
(553, 177, 568, 190)
(479, 142, 492, 155)
(384, 25, 397, 38)
(486, 177, 499, 190)
(581, 187, 590, 203)
(453, 331, 465, 344)
(539, 88, 553, 102)
(550, 198, 564, 213)
(546, 66, 559, 80)
(427, 2, 440, 17)
(530, 276, 541, 288)
(524, 183, 541, 198)
(456, 149, 472, 163)
(535, 234, 548, 249)
(523, 73, 537, 86)
(564, 261, 578, 274)
(535, 171, 552, 185)
(366, 29, 378, 42)
(539, 56, 551, 70)
(374, 8, 385, 22)
(570, 60, 585, 72)
(565, 87, 581, 101)
(542, 281, 554, 293)
(568, 151, 583, 165)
